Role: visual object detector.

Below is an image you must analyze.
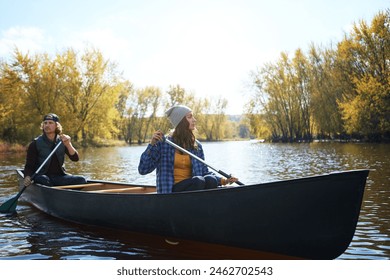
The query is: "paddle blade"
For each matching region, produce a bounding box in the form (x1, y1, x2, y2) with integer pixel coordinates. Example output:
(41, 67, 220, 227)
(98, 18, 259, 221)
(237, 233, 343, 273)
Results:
(0, 186, 26, 214)
(0, 196, 18, 213)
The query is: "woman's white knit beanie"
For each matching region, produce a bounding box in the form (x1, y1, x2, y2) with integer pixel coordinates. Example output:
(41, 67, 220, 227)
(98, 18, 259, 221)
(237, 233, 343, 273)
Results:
(165, 105, 192, 128)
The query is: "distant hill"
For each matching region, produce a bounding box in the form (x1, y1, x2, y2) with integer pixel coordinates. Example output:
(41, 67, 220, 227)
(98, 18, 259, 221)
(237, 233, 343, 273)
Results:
(227, 115, 243, 122)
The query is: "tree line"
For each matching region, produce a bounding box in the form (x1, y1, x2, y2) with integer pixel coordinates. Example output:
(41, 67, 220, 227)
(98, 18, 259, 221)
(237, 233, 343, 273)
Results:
(0, 10, 388, 146)
(0, 49, 240, 146)
(247, 9, 389, 142)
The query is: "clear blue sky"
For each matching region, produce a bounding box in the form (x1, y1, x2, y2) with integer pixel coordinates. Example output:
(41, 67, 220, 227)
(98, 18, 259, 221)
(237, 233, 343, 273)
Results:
(0, 0, 387, 114)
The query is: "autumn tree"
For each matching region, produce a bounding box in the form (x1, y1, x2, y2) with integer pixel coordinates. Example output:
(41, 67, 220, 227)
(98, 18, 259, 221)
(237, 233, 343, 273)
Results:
(123, 86, 162, 144)
(115, 80, 134, 143)
(336, 9, 390, 140)
(249, 51, 314, 142)
(248, 9, 389, 142)
(0, 56, 31, 142)
(0, 47, 128, 145)
(0, 50, 56, 143)
(308, 45, 344, 138)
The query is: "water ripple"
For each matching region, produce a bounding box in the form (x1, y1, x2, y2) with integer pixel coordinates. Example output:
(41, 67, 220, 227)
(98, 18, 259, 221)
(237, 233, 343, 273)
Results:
(1, 142, 389, 259)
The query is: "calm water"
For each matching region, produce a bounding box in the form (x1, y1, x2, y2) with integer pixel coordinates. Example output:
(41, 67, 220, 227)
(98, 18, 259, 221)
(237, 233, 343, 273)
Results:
(0, 141, 389, 259)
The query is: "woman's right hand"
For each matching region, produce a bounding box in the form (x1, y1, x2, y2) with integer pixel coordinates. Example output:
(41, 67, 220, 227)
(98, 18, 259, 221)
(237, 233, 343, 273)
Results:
(150, 130, 164, 146)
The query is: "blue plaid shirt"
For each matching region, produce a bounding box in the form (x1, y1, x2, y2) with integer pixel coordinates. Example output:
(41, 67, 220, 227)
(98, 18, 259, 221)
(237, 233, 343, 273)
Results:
(138, 138, 221, 193)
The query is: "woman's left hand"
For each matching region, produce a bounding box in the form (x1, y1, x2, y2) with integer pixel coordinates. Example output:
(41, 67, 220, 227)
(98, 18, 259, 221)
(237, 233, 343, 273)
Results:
(223, 176, 239, 185)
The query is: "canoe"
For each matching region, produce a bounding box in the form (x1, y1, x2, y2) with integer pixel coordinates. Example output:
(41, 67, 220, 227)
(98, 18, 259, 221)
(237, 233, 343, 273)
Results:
(15, 169, 369, 259)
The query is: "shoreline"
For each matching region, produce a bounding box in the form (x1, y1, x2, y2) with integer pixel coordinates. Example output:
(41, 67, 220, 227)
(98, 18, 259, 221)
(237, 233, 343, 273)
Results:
(0, 142, 27, 154)
(2, 138, 389, 154)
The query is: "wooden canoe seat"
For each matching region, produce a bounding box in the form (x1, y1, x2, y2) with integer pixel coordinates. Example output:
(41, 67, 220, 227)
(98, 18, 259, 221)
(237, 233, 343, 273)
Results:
(53, 183, 104, 189)
(52, 183, 157, 194)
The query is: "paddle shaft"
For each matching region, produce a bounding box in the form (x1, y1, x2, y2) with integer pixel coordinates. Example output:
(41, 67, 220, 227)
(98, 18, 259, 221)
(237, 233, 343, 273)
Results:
(164, 138, 244, 185)
(21, 140, 63, 191)
(31, 141, 63, 180)
(0, 141, 63, 213)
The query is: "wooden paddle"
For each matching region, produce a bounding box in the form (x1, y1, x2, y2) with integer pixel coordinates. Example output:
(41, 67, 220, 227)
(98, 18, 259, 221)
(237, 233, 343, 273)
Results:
(0, 141, 63, 214)
(164, 137, 244, 185)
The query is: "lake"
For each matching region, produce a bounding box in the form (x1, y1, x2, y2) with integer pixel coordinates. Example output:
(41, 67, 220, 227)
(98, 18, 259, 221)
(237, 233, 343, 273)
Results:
(0, 141, 389, 259)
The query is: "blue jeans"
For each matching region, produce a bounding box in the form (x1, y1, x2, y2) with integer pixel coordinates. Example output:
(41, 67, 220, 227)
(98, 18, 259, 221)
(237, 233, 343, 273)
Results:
(34, 174, 87, 186)
(172, 175, 218, 192)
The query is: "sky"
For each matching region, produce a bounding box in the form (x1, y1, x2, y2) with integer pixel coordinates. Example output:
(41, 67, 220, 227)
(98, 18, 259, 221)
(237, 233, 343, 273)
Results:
(0, 0, 388, 115)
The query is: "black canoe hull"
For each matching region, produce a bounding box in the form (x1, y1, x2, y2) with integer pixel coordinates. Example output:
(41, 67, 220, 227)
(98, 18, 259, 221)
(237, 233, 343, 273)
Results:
(16, 169, 369, 259)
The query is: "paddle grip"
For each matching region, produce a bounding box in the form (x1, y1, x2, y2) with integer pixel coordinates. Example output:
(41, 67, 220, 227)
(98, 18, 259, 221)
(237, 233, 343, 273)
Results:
(218, 170, 245, 186)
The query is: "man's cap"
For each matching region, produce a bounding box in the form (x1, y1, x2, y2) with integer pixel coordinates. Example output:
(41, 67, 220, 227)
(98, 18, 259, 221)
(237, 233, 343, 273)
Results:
(43, 113, 59, 122)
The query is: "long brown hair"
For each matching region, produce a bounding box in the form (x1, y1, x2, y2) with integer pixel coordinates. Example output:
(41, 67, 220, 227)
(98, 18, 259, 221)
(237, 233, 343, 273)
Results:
(172, 117, 197, 150)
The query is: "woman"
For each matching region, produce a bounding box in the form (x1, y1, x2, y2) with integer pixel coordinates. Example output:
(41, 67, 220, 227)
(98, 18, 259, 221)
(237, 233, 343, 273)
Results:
(138, 105, 238, 193)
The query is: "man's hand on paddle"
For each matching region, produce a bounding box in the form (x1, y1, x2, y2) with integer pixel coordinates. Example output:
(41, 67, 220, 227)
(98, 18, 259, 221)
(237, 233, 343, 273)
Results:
(24, 176, 32, 187)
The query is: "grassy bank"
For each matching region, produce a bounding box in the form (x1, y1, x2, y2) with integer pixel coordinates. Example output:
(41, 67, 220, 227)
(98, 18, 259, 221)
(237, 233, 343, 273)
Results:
(0, 141, 27, 154)
(0, 139, 128, 153)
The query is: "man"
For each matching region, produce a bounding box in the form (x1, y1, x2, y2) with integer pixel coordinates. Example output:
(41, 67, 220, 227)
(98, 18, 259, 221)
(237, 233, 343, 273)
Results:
(23, 113, 87, 187)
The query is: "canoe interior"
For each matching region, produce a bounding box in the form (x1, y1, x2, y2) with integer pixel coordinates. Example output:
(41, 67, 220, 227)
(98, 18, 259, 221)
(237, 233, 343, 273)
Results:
(53, 182, 157, 194)
(16, 169, 157, 194)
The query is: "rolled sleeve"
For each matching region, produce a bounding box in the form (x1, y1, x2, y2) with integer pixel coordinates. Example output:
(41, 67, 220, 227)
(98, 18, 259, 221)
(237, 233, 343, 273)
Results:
(67, 150, 79, 161)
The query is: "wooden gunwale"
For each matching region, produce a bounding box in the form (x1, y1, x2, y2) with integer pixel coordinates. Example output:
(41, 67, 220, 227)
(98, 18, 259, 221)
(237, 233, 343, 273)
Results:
(52, 182, 156, 194)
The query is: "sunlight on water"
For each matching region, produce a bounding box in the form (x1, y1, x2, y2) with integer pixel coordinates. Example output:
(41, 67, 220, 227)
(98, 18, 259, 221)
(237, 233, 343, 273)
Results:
(0, 141, 389, 259)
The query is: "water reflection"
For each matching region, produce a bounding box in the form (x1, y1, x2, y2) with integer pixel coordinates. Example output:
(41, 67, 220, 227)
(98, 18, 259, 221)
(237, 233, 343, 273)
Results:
(0, 142, 389, 259)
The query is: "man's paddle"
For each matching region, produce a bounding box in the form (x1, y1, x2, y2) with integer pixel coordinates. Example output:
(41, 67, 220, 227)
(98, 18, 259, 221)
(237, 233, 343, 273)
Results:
(0, 141, 63, 214)
(164, 137, 244, 185)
